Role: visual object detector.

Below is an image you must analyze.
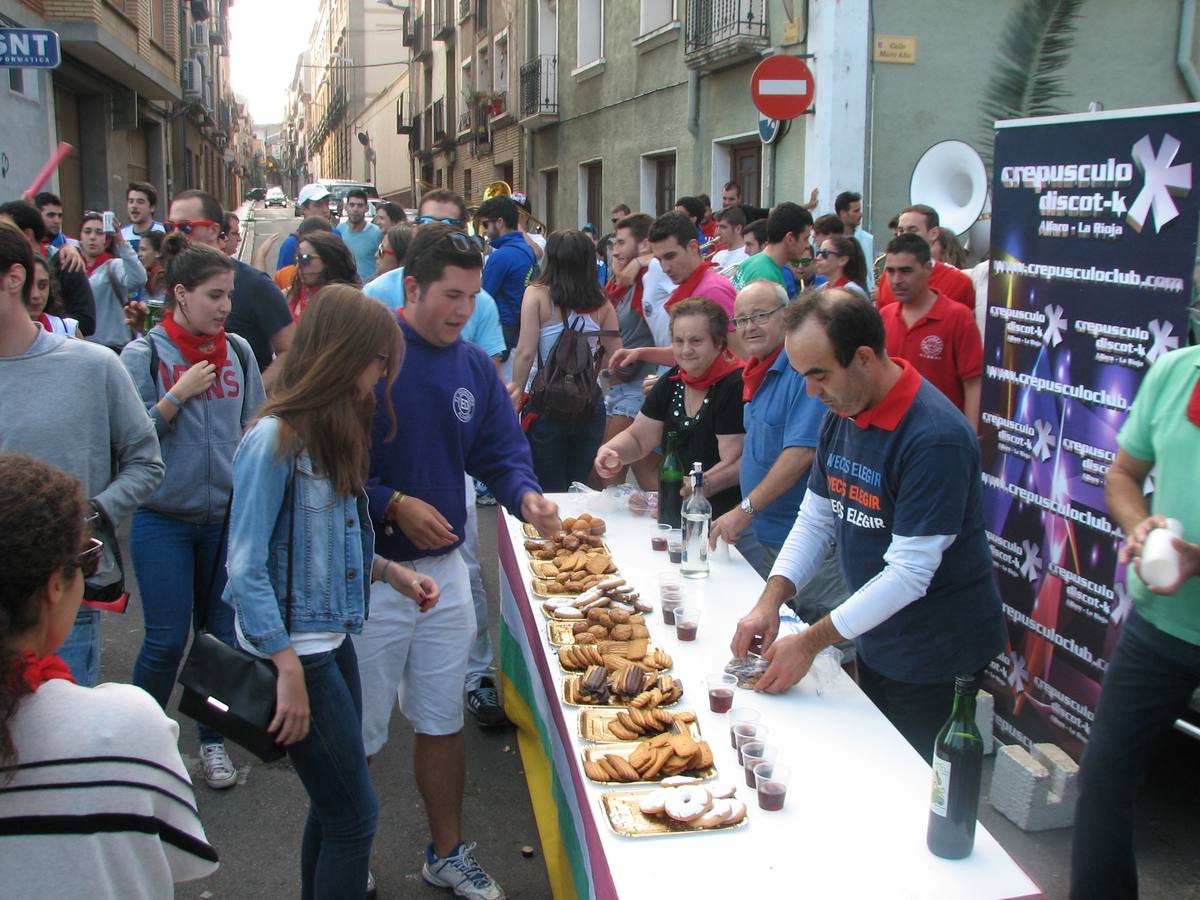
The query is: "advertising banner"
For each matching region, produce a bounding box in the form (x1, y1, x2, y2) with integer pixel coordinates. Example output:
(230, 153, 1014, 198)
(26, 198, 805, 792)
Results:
(981, 103, 1200, 759)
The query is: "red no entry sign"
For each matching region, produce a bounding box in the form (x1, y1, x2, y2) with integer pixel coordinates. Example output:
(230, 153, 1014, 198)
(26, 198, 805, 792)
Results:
(750, 55, 815, 120)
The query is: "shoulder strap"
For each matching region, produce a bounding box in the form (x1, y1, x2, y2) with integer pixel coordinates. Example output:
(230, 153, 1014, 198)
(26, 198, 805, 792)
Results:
(145, 334, 161, 400)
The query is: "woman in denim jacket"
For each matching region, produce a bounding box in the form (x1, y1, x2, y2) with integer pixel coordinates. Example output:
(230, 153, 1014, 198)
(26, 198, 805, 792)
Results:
(225, 285, 439, 899)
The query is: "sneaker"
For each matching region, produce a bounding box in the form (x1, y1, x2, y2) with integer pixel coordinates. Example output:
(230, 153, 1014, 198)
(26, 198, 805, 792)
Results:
(474, 480, 497, 507)
(366, 869, 377, 899)
(466, 677, 509, 728)
(422, 841, 505, 900)
(199, 742, 238, 790)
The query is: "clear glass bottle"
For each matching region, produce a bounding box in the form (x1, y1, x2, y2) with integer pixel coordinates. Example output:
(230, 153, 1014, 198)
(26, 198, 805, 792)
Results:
(681, 462, 711, 579)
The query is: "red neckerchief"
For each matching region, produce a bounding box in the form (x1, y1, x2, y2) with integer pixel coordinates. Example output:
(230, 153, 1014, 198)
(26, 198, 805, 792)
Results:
(1188, 371, 1200, 427)
(18, 651, 76, 691)
(162, 310, 228, 367)
(832, 275, 850, 288)
(742, 346, 783, 402)
(665, 261, 715, 312)
(83, 251, 114, 278)
(671, 350, 744, 392)
(37, 313, 54, 332)
(289, 283, 320, 322)
(606, 267, 648, 319)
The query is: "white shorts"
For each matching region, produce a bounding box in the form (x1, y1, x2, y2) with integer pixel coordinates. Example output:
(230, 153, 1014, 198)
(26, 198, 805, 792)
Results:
(356, 549, 477, 753)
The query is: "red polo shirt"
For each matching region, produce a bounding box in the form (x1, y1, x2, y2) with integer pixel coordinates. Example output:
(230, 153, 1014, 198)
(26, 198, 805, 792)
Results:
(877, 261, 975, 311)
(880, 292, 982, 411)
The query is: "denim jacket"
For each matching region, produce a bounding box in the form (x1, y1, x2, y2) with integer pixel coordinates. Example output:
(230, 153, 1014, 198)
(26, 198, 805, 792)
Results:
(224, 416, 374, 655)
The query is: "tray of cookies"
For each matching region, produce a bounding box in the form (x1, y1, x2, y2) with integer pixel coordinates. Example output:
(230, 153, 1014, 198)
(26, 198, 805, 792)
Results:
(545, 615, 648, 646)
(578, 707, 701, 744)
(537, 580, 652, 617)
(528, 548, 617, 581)
(523, 513, 606, 541)
(557, 642, 673, 674)
(562, 670, 683, 708)
(599, 783, 748, 837)
(581, 734, 716, 785)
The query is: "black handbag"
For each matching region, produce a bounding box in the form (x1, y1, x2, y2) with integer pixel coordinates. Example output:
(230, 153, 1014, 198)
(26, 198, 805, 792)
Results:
(177, 469, 296, 763)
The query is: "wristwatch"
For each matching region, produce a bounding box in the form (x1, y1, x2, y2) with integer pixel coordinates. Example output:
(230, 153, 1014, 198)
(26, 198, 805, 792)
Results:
(740, 496, 757, 517)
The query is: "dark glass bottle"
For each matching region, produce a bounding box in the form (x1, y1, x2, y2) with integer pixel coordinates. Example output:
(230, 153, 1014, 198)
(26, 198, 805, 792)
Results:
(927, 675, 984, 859)
(657, 431, 683, 529)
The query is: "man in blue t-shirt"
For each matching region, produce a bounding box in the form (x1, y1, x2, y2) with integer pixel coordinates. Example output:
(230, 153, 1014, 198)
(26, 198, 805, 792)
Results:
(710, 281, 849, 622)
(334, 188, 382, 281)
(731, 287, 1004, 760)
(478, 195, 536, 371)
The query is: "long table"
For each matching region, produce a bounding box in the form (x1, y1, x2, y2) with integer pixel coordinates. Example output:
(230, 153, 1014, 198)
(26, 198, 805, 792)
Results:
(497, 496, 1043, 900)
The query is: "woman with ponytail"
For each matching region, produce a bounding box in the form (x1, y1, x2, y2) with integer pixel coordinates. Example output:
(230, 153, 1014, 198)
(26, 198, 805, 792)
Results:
(119, 232, 266, 791)
(0, 453, 217, 894)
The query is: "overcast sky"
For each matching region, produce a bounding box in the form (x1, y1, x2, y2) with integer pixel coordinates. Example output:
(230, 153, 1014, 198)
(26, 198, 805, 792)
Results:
(229, 0, 320, 125)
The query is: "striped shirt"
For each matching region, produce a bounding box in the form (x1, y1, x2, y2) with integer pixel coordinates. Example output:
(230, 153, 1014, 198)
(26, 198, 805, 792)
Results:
(0, 680, 218, 896)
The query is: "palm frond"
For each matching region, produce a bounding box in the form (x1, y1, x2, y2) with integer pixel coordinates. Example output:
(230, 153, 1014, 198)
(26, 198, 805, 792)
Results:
(978, 0, 1088, 169)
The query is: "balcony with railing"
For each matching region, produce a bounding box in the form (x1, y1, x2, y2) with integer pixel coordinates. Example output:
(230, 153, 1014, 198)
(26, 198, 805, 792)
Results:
(413, 14, 431, 61)
(433, 0, 454, 40)
(519, 54, 558, 130)
(683, 0, 768, 71)
(458, 110, 473, 135)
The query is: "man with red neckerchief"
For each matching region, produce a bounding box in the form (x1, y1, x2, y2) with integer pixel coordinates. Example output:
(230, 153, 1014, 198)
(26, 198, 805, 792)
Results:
(730, 288, 1004, 761)
(879, 233, 982, 430)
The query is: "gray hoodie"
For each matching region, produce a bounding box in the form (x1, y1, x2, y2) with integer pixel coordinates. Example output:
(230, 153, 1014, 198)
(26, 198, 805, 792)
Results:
(0, 330, 164, 585)
(120, 326, 266, 524)
(84, 241, 147, 349)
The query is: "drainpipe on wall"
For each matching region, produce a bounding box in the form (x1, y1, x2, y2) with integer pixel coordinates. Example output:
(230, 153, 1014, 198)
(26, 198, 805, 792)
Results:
(687, 71, 700, 137)
(1178, 0, 1200, 100)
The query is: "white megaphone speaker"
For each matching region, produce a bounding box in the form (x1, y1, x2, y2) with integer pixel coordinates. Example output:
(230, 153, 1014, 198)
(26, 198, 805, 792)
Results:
(909, 140, 988, 236)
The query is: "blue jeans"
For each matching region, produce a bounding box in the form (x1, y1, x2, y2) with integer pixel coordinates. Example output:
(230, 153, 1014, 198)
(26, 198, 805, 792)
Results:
(1070, 610, 1200, 900)
(58, 606, 101, 686)
(130, 509, 233, 745)
(526, 404, 607, 493)
(290, 638, 379, 900)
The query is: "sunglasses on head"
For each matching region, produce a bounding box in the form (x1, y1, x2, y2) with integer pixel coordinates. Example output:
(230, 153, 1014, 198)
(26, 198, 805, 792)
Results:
(164, 219, 220, 235)
(415, 215, 465, 227)
(443, 231, 479, 254)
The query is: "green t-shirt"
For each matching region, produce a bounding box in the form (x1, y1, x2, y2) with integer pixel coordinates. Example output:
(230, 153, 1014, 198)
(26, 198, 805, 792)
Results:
(1116, 343, 1200, 645)
(732, 251, 786, 292)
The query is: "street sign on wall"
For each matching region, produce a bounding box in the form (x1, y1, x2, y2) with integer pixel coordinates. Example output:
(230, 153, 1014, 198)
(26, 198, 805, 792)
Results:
(0, 29, 61, 69)
(750, 55, 814, 121)
(758, 111, 781, 145)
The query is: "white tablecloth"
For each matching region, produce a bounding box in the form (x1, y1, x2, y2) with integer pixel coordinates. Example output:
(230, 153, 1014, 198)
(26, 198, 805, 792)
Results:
(499, 495, 1042, 900)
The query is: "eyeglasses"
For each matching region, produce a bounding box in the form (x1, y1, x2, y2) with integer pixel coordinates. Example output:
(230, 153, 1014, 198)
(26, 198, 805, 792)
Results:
(296, 253, 318, 265)
(376, 244, 396, 258)
(75, 537, 105, 579)
(164, 219, 220, 235)
(731, 304, 786, 329)
(815, 249, 838, 259)
(415, 215, 465, 227)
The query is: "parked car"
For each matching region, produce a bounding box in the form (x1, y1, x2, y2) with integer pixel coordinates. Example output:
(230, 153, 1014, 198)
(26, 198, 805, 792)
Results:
(245, 187, 266, 202)
(265, 187, 287, 208)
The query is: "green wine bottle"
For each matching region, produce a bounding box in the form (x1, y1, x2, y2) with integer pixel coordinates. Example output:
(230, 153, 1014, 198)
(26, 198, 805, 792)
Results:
(927, 675, 984, 859)
(657, 431, 683, 529)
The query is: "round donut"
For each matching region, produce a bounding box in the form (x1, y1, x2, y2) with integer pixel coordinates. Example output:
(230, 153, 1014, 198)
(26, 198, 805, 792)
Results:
(661, 775, 700, 787)
(696, 799, 732, 829)
(664, 786, 712, 823)
(722, 798, 748, 825)
(637, 788, 670, 816)
(708, 780, 737, 800)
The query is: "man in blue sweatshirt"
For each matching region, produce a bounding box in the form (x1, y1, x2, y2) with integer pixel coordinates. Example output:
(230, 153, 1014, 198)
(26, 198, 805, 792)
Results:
(477, 194, 536, 378)
(360, 223, 559, 899)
